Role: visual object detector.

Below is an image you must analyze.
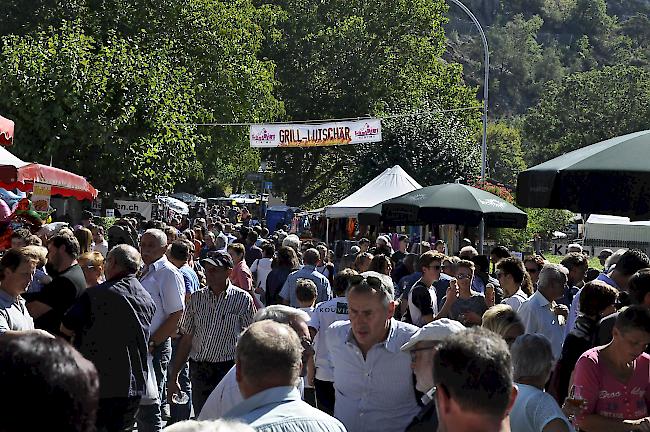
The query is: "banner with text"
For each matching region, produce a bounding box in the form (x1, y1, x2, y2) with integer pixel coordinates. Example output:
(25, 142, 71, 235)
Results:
(114, 200, 153, 220)
(32, 182, 52, 212)
(250, 119, 382, 148)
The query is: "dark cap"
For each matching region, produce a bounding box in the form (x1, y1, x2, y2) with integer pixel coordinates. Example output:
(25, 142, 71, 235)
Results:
(201, 251, 233, 269)
(81, 210, 94, 220)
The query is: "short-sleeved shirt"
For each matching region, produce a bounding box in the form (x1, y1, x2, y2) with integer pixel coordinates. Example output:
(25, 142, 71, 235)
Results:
(32, 264, 86, 336)
(178, 264, 200, 295)
(574, 347, 650, 420)
(406, 279, 438, 327)
(502, 289, 528, 313)
(139, 256, 185, 334)
(509, 383, 572, 432)
(280, 265, 332, 308)
(308, 296, 349, 381)
(0, 290, 34, 334)
(449, 293, 487, 325)
(61, 274, 156, 398)
(179, 283, 256, 363)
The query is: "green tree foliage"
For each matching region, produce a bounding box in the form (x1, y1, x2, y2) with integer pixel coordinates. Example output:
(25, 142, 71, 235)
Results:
(0, 22, 205, 197)
(492, 207, 573, 250)
(349, 106, 481, 194)
(1, 0, 284, 197)
(523, 65, 650, 166)
(486, 122, 526, 186)
(262, 0, 480, 207)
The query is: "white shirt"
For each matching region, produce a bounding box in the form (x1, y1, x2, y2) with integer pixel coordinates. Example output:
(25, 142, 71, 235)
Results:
(326, 319, 419, 432)
(92, 240, 109, 258)
(251, 257, 273, 292)
(518, 290, 566, 359)
(199, 365, 305, 420)
(407, 281, 438, 327)
(308, 296, 349, 381)
(510, 383, 574, 432)
(140, 256, 185, 334)
(502, 288, 528, 312)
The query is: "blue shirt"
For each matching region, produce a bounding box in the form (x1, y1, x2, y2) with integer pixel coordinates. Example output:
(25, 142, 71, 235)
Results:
(225, 386, 346, 432)
(178, 264, 200, 295)
(279, 265, 332, 308)
(325, 319, 420, 432)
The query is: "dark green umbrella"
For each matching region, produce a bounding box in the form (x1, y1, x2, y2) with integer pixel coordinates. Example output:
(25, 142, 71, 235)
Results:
(358, 203, 383, 225)
(379, 183, 527, 228)
(516, 130, 650, 219)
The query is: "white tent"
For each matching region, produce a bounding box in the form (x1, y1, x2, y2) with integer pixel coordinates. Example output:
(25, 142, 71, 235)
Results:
(585, 214, 650, 243)
(325, 165, 422, 218)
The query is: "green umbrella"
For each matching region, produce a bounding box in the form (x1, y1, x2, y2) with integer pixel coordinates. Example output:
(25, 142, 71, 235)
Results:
(516, 130, 650, 219)
(358, 203, 383, 225)
(380, 183, 527, 228)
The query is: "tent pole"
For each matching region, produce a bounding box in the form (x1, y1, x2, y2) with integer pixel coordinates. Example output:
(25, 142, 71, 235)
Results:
(326, 218, 330, 247)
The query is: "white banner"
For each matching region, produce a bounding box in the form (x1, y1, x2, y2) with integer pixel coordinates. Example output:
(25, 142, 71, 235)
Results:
(250, 119, 382, 148)
(114, 200, 153, 219)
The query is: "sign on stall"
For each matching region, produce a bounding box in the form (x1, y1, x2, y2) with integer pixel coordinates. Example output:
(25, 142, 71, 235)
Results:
(105, 209, 115, 218)
(32, 182, 52, 212)
(250, 119, 382, 148)
(114, 200, 153, 219)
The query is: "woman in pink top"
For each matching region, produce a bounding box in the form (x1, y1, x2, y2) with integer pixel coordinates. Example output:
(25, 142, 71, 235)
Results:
(226, 243, 262, 309)
(573, 305, 650, 431)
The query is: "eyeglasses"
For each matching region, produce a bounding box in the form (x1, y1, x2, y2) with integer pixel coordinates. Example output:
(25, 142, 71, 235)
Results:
(456, 273, 471, 280)
(409, 345, 436, 361)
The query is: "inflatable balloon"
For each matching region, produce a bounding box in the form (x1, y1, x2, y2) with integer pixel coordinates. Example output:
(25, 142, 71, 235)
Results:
(0, 199, 11, 222)
(0, 188, 25, 210)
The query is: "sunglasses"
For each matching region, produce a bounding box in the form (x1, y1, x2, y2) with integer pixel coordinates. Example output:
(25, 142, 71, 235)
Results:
(349, 274, 383, 289)
(526, 268, 539, 273)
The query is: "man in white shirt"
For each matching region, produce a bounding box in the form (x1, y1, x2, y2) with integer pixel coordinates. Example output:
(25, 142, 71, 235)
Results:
(517, 263, 569, 359)
(326, 271, 419, 432)
(137, 229, 185, 432)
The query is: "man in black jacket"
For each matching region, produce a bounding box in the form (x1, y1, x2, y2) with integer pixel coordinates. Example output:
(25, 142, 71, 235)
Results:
(61, 245, 156, 432)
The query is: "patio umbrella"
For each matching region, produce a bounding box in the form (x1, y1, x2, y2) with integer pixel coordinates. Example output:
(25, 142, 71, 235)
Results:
(170, 192, 205, 204)
(0, 115, 14, 146)
(0, 146, 97, 200)
(358, 203, 383, 225)
(158, 196, 189, 215)
(516, 130, 650, 219)
(379, 183, 528, 228)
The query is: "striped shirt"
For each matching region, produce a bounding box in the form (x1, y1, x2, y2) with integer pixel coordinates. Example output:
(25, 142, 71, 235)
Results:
(179, 282, 256, 362)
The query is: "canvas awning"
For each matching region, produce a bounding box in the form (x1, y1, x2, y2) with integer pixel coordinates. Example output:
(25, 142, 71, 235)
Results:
(325, 165, 422, 218)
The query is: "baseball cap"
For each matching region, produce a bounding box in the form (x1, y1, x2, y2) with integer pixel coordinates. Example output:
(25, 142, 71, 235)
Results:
(201, 251, 234, 269)
(400, 319, 466, 352)
(598, 248, 613, 258)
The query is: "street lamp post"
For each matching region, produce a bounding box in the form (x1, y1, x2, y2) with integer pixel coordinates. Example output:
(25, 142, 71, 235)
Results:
(447, 0, 489, 254)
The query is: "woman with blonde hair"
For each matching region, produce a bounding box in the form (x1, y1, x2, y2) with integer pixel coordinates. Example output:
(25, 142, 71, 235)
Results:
(74, 227, 93, 255)
(482, 304, 525, 347)
(78, 251, 105, 287)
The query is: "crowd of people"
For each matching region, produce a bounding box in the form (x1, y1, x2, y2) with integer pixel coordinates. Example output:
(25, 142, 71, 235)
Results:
(3, 212, 650, 432)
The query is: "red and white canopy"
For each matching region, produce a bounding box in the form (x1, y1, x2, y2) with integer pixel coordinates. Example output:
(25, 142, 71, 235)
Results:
(0, 146, 97, 201)
(0, 115, 14, 146)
